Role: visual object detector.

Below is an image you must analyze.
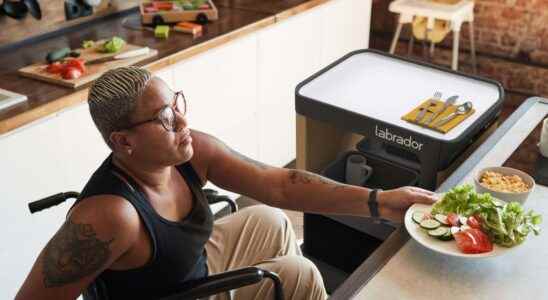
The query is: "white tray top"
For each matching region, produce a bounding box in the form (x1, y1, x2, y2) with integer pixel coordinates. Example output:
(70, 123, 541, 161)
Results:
(298, 51, 501, 141)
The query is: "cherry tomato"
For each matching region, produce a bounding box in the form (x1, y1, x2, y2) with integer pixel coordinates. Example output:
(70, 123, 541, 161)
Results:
(46, 62, 64, 74)
(64, 58, 86, 74)
(62, 67, 82, 80)
(447, 213, 460, 227)
(467, 216, 481, 229)
(454, 228, 493, 254)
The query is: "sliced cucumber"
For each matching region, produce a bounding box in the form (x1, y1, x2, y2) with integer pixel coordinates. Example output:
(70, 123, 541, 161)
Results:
(438, 229, 454, 241)
(412, 211, 426, 224)
(46, 47, 71, 63)
(459, 216, 468, 226)
(428, 226, 449, 238)
(434, 214, 449, 225)
(420, 219, 441, 230)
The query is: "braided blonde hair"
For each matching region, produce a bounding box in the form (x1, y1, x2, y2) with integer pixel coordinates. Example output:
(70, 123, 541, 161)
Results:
(88, 66, 152, 148)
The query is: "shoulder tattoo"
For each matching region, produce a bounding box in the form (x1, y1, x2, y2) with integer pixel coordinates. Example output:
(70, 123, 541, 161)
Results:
(42, 219, 114, 288)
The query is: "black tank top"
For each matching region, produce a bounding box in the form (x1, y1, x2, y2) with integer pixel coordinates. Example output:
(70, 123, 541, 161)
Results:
(75, 154, 213, 299)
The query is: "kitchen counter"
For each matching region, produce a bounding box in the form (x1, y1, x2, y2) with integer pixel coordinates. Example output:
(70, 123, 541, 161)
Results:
(0, 0, 330, 135)
(330, 97, 548, 299)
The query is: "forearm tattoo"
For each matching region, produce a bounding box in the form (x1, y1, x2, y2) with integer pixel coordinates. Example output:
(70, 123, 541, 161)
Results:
(288, 170, 357, 194)
(42, 219, 114, 287)
(288, 170, 336, 185)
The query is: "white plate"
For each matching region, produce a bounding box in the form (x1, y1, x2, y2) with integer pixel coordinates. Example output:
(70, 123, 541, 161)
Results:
(404, 203, 516, 258)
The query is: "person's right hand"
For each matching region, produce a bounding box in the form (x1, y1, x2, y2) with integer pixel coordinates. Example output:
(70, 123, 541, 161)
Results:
(377, 186, 438, 223)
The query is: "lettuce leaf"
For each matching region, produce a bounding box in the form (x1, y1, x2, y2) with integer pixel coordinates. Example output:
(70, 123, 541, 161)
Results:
(431, 184, 542, 247)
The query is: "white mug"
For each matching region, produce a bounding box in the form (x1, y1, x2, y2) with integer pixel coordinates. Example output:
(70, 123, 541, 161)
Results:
(345, 154, 373, 186)
(539, 118, 548, 158)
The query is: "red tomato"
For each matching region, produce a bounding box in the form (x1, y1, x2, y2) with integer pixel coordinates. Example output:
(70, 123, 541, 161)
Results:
(46, 62, 64, 74)
(65, 58, 86, 74)
(447, 213, 460, 227)
(62, 67, 82, 80)
(454, 228, 493, 254)
(467, 216, 481, 229)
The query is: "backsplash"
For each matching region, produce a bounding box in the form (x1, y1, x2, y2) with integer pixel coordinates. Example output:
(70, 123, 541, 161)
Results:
(0, 0, 139, 47)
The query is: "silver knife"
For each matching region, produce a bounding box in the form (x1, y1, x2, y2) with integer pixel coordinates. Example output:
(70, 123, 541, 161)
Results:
(86, 47, 150, 65)
(415, 102, 436, 123)
(425, 95, 459, 125)
(415, 91, 441, 123)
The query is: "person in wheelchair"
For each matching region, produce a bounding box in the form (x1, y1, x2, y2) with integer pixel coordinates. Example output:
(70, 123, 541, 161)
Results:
(16, 67, 437, 300)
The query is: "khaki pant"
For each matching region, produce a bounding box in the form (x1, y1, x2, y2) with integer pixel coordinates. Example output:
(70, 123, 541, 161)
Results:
(205, 205, 327, 300)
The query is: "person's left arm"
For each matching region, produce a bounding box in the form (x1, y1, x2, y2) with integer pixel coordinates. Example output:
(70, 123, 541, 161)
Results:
(192, 131, 436, 222)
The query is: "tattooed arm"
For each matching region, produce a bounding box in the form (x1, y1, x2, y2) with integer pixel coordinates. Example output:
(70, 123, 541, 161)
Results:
(192, 130, 436, 221)
(16, 195, 140, 300)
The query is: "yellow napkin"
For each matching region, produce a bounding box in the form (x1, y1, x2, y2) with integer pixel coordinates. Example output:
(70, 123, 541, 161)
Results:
(402, 98, 475, 133)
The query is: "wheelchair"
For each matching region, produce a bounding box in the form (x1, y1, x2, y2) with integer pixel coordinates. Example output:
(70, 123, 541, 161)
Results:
(28, 189, 284, 300)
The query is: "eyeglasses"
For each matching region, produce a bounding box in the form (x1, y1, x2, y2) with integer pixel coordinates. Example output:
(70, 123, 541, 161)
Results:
(124, 90, 187, 132)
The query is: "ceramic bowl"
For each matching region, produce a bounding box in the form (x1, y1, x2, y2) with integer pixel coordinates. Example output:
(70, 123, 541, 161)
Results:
(474, 166, 535, 204)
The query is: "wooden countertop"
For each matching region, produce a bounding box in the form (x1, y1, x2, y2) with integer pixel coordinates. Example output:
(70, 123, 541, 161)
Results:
(0, 0, 329, 135)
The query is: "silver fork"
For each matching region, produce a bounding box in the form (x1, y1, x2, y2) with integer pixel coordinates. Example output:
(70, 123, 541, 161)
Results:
(415, 91, 442, 123)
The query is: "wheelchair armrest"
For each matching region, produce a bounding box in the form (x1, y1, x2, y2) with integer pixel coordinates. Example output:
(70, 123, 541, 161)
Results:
(28, 191, 80, 214)
(203, 188, 238, 213)
(159, 267, 281, 300)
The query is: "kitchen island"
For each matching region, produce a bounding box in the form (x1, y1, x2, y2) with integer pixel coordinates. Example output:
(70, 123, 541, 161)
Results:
(330, 97, 548, 299)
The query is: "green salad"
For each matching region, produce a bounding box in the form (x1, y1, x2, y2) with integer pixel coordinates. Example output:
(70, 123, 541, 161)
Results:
(432, 184, 542, 247)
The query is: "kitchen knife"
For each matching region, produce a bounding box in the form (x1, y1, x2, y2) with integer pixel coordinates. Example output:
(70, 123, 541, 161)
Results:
(86, 47, 150, 65)
(414, 101, 437, 123)
(415, 91, 441, 123)
(425, 95, 459, 125)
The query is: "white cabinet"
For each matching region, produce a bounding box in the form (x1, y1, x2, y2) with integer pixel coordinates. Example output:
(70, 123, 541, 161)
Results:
(256, 0, 371, 167)
(0, 103, 111, 298)
(171, 34, 259, 161)
(169, 34, 260, 206)
(155, 67, 174, 89)
(256, 5, 324, 167)
(320, 0, 371, 65)
(58, 104, 112, 191)
(0, 119, 64, 298)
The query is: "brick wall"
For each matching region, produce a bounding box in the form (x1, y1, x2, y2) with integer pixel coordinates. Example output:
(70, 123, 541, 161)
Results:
(371, 0, 548, 109)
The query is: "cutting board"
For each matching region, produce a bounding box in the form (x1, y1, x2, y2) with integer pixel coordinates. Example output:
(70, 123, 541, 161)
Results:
(18, 41, 158, 89)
